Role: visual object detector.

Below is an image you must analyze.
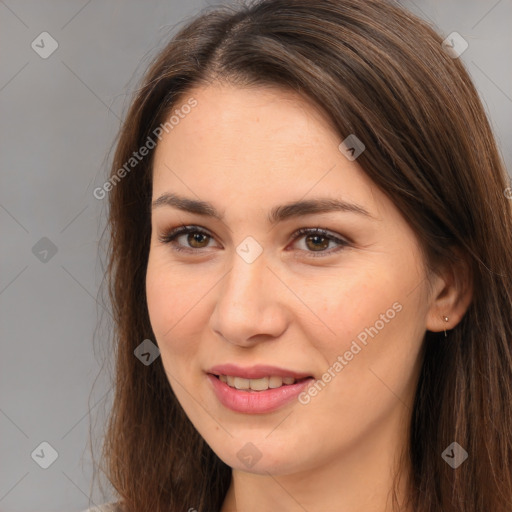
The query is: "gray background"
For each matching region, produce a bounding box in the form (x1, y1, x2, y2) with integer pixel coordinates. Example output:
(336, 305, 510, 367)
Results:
(0, 1, 510, 511)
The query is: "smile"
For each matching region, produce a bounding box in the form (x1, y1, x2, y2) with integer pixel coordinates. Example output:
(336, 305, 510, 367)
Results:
(216, 374, 305, 391)
(207, 373, 315, 414)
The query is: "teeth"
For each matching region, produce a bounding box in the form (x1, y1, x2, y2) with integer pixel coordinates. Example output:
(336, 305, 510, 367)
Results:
(217, 374, 300, 391)
(249, 377, 269, 390)
(268, 376, 284, 388)
(234, 377, 250, 390)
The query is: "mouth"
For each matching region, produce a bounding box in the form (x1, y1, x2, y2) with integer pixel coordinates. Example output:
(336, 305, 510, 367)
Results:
(208, 373, 313, 392)
(206, 372, 315, 414)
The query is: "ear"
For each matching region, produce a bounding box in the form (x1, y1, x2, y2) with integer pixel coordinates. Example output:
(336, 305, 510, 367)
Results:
(425, 248, 473, 334)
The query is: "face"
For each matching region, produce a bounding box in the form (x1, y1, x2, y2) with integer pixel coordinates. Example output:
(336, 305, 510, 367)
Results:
(146, 83, 434, 476)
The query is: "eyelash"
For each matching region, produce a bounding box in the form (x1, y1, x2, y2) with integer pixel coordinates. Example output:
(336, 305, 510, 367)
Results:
(157, 224, 350, 258)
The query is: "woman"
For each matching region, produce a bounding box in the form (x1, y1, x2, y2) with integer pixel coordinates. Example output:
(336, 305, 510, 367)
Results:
(87, 0, 512, 510)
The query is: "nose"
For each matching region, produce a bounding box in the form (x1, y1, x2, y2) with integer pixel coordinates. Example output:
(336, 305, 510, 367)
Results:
(209, 247, 289, 348)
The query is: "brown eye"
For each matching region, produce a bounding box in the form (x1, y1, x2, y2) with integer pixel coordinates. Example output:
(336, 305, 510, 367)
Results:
(304, 234, 330, 251)
(290, 227, 350, 258)
(187, 232, 210, 248)
(158, 225, 216, 253)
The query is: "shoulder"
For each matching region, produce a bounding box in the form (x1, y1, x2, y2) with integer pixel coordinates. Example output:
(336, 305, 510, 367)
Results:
(81, 503, 122, 512)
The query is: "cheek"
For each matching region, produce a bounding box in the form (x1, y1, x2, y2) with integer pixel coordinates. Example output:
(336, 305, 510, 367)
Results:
(301, 261, 420, 379)
(145, 255, 205, 359)
(299, 264, 398, 350)
(303, 268, 423, 417)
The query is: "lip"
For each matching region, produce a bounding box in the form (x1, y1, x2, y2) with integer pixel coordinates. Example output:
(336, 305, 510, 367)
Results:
(207, 363, 313, 380)
(207, 373, 314, 414)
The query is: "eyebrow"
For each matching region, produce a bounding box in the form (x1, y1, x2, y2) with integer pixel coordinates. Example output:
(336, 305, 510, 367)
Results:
(151, 192, 374, 223)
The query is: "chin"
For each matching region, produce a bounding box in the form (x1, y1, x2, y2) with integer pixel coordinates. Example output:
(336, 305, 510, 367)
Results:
(211, 438, 309, 476)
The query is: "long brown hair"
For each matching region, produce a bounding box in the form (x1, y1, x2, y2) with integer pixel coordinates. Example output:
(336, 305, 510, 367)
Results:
(92, 1, 512, 510)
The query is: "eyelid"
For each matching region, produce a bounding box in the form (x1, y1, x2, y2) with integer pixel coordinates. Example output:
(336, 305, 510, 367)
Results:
(289, 226, 351, 245)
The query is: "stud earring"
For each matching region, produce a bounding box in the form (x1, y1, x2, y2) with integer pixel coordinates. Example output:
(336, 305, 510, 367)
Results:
(442, 315, 449, 337)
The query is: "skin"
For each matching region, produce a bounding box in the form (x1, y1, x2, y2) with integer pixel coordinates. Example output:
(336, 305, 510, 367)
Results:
(145, 83, 472, 512)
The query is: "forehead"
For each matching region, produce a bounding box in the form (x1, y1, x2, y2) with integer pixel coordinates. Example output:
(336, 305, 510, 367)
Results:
(156, 86, 343, 175)
(150, 84, 388, 223)
(158, 84, 337, 156)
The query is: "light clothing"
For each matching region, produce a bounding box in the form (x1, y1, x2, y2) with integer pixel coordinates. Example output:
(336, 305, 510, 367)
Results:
(81, 503, 121, 512)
